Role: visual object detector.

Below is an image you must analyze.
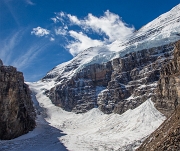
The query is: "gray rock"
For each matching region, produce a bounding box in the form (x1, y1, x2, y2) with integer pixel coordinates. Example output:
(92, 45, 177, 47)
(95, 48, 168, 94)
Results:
(0, 61, 36, 140)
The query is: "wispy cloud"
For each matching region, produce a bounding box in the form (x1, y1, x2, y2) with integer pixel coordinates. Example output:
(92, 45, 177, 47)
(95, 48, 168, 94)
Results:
(0, 30, 24, 65)
(25, 0, 35, 5)
(12, 42, 49, 70)
(0, 29, 49, 71)
(31, 26, 50, 37)
(3, 0, 21, 27)
(55, 27, 67, 36)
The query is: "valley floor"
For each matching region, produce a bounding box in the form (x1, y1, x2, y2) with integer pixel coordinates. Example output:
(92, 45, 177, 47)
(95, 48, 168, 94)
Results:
(0, 82, 166, 151)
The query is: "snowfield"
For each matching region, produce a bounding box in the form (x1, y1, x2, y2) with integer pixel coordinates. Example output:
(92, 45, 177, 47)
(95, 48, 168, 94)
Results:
(0, 82, 166, 151)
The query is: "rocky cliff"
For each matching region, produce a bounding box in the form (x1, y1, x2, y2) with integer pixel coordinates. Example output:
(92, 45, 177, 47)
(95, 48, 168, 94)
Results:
(153, 41, 180, 117)
(136, 41, 180, 151)
(46, 42, 175, 114)
(0, 60, 36, 140)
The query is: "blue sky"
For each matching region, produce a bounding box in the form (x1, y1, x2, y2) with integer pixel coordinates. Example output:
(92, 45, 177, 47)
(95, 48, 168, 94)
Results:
(0, 0, 180, 82)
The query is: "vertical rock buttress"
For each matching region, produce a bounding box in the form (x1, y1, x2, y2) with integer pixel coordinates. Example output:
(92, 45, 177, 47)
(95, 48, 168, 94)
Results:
(0, 60, 36, 140)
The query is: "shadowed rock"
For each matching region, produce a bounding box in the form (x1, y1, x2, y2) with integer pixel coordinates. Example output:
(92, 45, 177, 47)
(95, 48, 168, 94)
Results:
(0, 60, 36, 140)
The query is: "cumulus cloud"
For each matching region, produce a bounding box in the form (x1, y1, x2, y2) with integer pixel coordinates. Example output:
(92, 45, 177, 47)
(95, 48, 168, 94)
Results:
(31, 26, 50, 37)
(67, 31, 103, 56)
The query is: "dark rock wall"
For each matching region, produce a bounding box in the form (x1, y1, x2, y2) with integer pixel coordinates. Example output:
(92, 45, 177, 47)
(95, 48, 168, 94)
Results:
(47, 42, 175, 114)
(0, 61, 36, 140)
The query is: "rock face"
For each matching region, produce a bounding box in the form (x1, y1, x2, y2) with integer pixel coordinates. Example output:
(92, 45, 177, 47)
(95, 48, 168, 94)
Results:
(0, 61, 36, 140)
(153, 41, 180, 117)
(47, 42, 175, 114)
(136, 40, 180, 151)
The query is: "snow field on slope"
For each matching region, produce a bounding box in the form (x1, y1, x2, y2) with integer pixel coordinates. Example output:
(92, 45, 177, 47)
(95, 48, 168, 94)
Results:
(27, 82, 166, 151)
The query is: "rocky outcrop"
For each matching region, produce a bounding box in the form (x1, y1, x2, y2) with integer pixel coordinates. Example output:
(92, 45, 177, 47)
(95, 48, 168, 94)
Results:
(136, 40, 180, 151)
(0, 60, 36, 140)
(153, 41, 180, 117)
(47, 42, 175, 114)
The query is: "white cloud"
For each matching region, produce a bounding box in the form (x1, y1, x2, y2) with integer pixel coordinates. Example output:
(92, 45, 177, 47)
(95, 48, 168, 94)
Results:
(59, 12, 65, 17)
(67, 31, 103, 56)
(67, 14, 81, 25)
(31, 26, 50, 37)
(51, 18, 57, 23)
(55, 27, 67, 35)
(67, 10, 134, 42)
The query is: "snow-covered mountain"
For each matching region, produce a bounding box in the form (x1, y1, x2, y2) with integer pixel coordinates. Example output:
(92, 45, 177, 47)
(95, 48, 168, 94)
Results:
(1, 4, 179, 151)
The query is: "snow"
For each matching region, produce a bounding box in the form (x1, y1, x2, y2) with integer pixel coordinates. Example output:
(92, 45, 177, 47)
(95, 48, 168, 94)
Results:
(0, 82, 166, 151)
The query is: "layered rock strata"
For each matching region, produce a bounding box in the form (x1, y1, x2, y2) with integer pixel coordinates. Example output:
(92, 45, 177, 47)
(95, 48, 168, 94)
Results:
(46, 42, 176, 114)
(0, 60, 36, 140)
